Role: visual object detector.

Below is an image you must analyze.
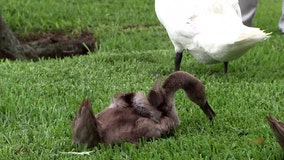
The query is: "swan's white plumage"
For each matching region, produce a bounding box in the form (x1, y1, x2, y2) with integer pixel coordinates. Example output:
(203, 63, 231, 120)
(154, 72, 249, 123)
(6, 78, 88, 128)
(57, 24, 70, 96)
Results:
(155, 0, 270, 65)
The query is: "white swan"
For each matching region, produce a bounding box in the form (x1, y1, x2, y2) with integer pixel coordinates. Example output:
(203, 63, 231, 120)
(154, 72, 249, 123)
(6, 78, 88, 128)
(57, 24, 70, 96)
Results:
(155, 0, 270, 73)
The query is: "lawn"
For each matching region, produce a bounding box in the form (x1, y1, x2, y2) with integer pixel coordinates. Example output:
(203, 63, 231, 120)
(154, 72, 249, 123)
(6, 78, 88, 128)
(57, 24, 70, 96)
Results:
(1, 0, 284, 159)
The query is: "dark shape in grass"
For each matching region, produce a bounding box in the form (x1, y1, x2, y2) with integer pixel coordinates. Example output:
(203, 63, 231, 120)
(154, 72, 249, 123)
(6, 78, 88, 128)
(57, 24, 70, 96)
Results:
(0, 13, 96, 61)
(72, 71, 215, 147)
(267, 115, 284, 150)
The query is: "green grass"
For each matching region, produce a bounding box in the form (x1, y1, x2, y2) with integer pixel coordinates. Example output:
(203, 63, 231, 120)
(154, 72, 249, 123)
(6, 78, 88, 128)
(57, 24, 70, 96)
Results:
(1, 0, 284, 159)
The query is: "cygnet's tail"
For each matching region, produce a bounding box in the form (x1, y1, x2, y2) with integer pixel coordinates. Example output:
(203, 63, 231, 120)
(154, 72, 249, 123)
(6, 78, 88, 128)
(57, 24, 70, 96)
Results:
(72, 98, 101, 148)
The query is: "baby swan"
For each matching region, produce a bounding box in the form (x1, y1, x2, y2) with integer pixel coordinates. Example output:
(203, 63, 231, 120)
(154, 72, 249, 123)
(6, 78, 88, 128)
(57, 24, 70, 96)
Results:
(72, 71, 215, 147)
(267, 115, 284, 151)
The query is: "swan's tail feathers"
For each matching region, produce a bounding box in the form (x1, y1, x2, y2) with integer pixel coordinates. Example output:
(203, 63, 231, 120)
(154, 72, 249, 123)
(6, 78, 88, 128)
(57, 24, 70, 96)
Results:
(72, 98, 101, 148)
(162, 71, 216, 120)
(205, 28, 271, 62)
(267, 115, 284, 151)
(238, 28, 271, 43)
(232, 28, 271, 53)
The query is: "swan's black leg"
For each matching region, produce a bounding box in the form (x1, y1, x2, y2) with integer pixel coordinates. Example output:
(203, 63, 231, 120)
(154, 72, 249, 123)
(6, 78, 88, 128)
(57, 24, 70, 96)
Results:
(223, 61, 228, 74)
(174, 52, 183, 71)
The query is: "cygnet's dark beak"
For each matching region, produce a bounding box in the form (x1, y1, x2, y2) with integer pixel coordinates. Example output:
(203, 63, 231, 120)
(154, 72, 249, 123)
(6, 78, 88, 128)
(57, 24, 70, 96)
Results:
(201, 101, 216, 121)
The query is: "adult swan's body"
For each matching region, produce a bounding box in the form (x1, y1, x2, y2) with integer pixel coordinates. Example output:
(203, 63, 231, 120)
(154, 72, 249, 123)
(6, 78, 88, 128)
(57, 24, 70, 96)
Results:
(155, 0, 269, 73)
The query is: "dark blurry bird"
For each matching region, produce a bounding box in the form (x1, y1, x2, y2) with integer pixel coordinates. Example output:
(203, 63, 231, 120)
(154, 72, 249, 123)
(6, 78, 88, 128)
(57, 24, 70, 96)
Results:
(72, 71, 215, 147)
(155, 0, 270, 73)
(267, 115, 284, 150)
